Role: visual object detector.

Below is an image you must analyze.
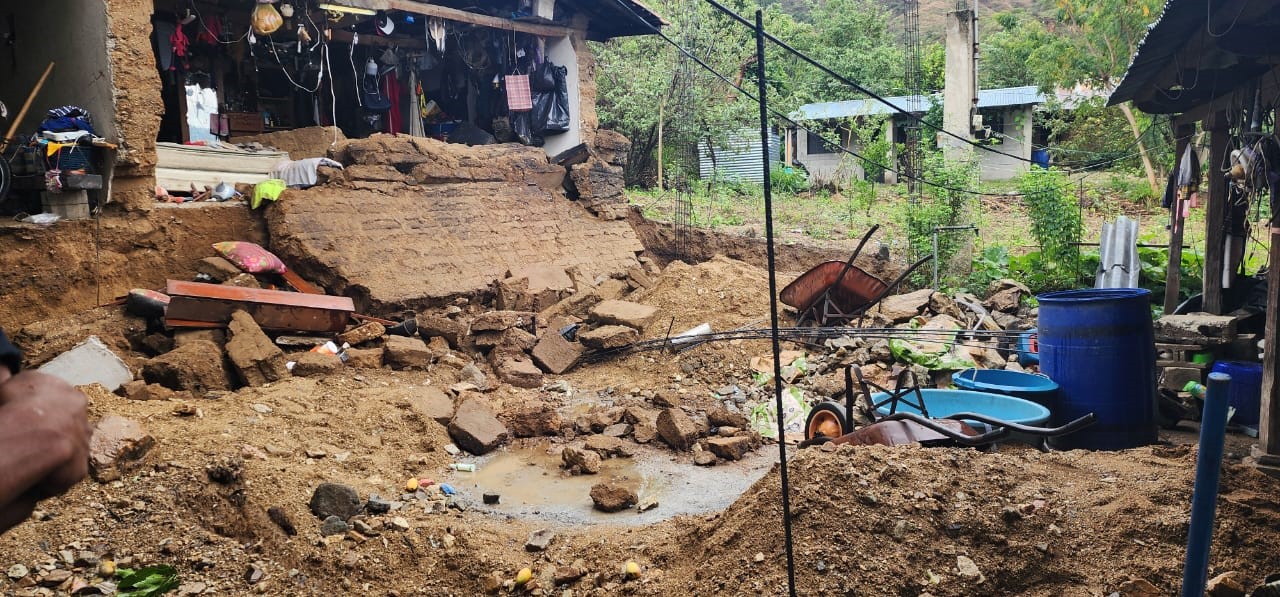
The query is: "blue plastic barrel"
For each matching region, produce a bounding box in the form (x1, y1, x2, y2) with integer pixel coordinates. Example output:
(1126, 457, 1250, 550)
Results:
(1210, 361, 1263, 426)
(1031, 149, 1050, 169)
(1038, 288, 1158, 450)
(951, 368, 1059, 408)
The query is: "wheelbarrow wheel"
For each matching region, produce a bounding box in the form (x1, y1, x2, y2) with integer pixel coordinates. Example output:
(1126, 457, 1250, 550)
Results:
(805, 401, 848, 441)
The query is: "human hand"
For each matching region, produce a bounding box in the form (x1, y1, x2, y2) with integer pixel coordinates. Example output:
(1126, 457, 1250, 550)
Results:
(0, 371, 91, 532)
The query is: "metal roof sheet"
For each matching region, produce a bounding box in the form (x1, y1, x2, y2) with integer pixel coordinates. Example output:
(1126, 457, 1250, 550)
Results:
(794, 86, 1045, 120)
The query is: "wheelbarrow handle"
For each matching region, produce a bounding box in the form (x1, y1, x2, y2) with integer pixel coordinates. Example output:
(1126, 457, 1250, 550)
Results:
(878, 411, 1012, 446)
(941, 412, 1098, 437)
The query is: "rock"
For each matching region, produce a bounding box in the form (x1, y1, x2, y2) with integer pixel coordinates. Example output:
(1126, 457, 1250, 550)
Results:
(706, 404, 749, 429)
(876, 288, 934, 322)
(1154, 314, 1238, 345)
(651, 391, 681, 408)
(366, 494, 393, 514)
(407, 386, 455, 425)
(244, 563, 265, 585)
(498, 265, 574, 312)
(470, 310, 536, 332)
(590, 483, 637, 512)
(596, 278, 630, 301)
(525, 529, 555, 552)
(656, 408, 699, 451)
(448, 397, 509, 455)
(984, 279, 1032, 313)
(40, 569, 72, 587)
(458, 363, 490, 391)
(555, 562, 588, 584)
(578, 325, 639, 350)
(589, 300, 657, 329)
(196, 256, 244, 281)
(506, 400, 563, 437)
(473, 327, 538, 352)
(224, 273, 262, 288)
(387, 516, 411, 531)
(383, 335, 435, 370)
(489, 351, 543, 389)
(1160, 366, 1202, 391)
(956, 555, 983, 582)
(7, 564, 28, 580)
(141, 340, 233, 394)
(1117, 578, 1161, 597)
(344, 347, 384, 369)
(291, 351, 343, 377)
(929, 292, 966, 320)
(482, 492, 500, 504)
(602, 423, 631, 437)
(120, 381, 179, 402)
(706, 436, 753, 460)
(562, 447, 602, 474)
(173, 329, 226, 349)
(584, 434, 632, 458)
(693, 448, 718, 466)
(1207, 572, 1247, 597)
(320, 515, 349, 536)
(530, 331, 585, 374)
(89, 416, 155, 482)
(416, 314, 465, 348)
(309, 483, 362, 520)
(337, 322, 385, 346)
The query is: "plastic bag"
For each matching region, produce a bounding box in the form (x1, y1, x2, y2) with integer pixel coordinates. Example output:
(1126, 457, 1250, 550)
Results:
(532, 64, 570, 135)
(748, 386, 809, 440)
(530, 62, 557, 92)
(251, 2, 283, 35)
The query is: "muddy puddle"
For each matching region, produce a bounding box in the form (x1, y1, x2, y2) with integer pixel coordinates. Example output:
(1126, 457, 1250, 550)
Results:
(445, 441, 776, 525)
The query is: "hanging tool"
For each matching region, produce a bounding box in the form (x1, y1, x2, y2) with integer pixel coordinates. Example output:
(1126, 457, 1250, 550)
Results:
(1, 61, 55, 153)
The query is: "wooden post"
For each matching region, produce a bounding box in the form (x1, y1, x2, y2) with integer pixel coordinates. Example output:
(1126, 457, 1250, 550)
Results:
(1202, 112, 1229, 314)
(1259, 227, 1280, 465)
(1164, 123, 1195, 314)
(656, 102, 664, 192)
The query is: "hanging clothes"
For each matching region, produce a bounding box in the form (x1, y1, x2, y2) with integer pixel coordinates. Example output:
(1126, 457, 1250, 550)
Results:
(408, 70, 425, 137)
(383, 71, 403, 134)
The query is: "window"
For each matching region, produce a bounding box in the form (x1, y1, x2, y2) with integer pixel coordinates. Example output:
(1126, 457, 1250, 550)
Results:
(807, 130, 838, 154)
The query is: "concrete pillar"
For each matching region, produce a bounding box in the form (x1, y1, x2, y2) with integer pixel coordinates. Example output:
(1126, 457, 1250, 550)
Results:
(942, 4, 976, 159)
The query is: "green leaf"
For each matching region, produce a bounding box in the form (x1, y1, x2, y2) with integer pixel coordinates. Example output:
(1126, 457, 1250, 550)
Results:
(116, 565, 180, 597)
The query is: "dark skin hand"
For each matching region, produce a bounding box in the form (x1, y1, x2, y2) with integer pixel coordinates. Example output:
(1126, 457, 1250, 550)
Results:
(0, 369, 92, 534)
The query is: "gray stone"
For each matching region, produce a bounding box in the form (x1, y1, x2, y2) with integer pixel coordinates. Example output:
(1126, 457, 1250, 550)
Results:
(525, 529, 555, 552)
(309, 483, 362, 520)
(1160, 366, 1202, 391)
(320, 515, 349, 536)
(1154, 313, 1238, 345)
(37, 335, 133, 392)
(602, 423, 631, 437)
(366, 494, 392, 514)
(876, 288, 934, 322)
(383, 335, 435, 370)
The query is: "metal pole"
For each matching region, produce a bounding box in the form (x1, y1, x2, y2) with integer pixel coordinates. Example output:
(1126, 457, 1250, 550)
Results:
(1180, 371, 1232, 597)
(754, 11, 797, 597)
(932, 229, 940, 289)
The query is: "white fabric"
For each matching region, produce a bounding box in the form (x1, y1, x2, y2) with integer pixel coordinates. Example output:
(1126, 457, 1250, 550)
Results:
(271, 157, 343, 188)
(185, 85, 219, 143)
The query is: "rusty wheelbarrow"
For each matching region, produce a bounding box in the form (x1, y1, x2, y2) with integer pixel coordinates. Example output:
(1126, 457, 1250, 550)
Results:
(779, 225, 933, 327)
(802, 365, 1096, 451)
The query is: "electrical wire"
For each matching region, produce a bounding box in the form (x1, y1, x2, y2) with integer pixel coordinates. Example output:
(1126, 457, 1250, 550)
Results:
(698, 0, 1038, 164)
(1206, 0, 1250, 38)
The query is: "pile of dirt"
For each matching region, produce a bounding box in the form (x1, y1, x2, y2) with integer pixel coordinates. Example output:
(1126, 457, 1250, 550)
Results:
(631, 255, 783, 338)
(651, 444, 1280, 595)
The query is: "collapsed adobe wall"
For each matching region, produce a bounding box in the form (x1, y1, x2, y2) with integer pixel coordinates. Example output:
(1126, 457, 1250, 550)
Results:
(265, 135, 643, 315)
(104, 0, 165, 212)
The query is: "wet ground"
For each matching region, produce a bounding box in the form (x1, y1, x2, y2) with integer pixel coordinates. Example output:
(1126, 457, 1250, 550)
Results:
(444, 440, 779, 525)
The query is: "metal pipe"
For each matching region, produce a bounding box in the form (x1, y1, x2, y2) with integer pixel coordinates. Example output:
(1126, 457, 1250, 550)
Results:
(1180, 371, 1232, 597)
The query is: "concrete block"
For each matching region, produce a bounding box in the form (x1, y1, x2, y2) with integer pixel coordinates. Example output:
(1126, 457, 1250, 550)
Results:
(38, 336, 133, 391)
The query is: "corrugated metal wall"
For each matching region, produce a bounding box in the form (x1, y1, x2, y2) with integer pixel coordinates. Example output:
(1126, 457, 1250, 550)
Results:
(1095, 216, 1140, 289)
(698, 129, 780, 184)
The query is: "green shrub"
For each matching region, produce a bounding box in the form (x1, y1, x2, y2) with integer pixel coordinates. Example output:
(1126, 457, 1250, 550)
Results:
(770, 164, 808, 194)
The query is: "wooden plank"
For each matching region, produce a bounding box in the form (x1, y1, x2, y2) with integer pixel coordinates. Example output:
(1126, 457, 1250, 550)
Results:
(1203, 113, 1228, 314)
(1164, 123, 1195, 315)
(166, 280, 355, 311)
(383, 0, 573, 37)
(1260, 228, 1280, 459)
(281, 270, 325, 295)
(156, 168, 275, 191)
(328, 29, 426, 49)
(156, 143, 287, 172)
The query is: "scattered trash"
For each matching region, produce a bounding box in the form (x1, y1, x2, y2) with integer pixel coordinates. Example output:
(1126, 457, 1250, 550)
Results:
(449, 463, 477, 472)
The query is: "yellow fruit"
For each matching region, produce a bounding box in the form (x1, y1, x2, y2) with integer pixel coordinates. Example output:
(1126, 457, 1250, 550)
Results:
(515, 567, 533, 585)
(623, 560, 641, 579)
(406, 478, 419, 491)
(99, 560, 116, 577)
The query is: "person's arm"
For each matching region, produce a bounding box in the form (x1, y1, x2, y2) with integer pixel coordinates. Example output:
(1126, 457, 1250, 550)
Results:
(0, 328, 19, 384)
(0, 371, 91, 534)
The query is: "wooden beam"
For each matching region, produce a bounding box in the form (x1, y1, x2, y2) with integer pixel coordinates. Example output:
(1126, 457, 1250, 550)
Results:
(328, 29, 427, 49)
(1260, 227, 1280, 461)
(1202, 112, 1228, 314)
(383, 0, 573, 37)
(1164, 123, 1195, 314)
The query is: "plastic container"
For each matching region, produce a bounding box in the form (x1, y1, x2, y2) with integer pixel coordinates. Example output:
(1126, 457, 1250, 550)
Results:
(1210, 361, 1263, 426)
(951, 368, 1059, 408)
(1017, 328, 1039, 366)
(1038, 288, 1158, 450)
(871, 388, 1050, 431)
(1031, 148, 1050, 169)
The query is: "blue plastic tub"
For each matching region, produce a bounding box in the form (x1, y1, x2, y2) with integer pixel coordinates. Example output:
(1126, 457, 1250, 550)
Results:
(1038, 288, 1157, 450)
(872, 388, 1051, 431)
(1210, 361, 1263, 426)
(951, 368, 1059, 408)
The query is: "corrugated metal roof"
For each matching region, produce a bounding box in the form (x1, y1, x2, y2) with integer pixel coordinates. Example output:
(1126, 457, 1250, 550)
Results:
(699, 130, 780, 184)
(793, 86, 1045, 120)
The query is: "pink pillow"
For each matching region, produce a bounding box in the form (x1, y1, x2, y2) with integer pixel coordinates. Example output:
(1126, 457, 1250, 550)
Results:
(212, 241, 287, 274)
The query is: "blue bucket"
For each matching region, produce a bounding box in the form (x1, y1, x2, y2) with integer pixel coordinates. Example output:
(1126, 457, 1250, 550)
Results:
(1038, 288, 1157, 450)
(1210, 361, 1263, 426)
(872, 388, 1050, 431)
(1032, 149, 1050, 169)
(951, 368, 1059, 409)
(1017, 328, 1039, 366)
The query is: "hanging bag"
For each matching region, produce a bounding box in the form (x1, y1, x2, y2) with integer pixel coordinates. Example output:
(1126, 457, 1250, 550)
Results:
(505, 72, 532, 112)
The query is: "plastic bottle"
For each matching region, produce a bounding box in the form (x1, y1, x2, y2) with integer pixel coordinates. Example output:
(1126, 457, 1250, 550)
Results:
(449, 463, 476, 472)
(1183, 380, 1207, 400)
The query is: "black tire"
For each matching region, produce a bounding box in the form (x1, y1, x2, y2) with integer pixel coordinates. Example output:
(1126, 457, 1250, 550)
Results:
(804, 401, 849, 441)
(0, 155, 10, 203)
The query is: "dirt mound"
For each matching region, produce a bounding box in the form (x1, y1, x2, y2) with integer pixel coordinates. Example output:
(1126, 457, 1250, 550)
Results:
(652, 444, 1280, 595)
(631, 255, 786, 337)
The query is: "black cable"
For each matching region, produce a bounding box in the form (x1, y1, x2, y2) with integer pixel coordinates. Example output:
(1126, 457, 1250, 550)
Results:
(753, 11, 797, 597)
(700, 0, 1037, 164)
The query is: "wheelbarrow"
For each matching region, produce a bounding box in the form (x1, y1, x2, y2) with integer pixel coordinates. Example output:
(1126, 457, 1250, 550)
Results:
(779, 225, 933, 327)
(802, 365, 1096, 451)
